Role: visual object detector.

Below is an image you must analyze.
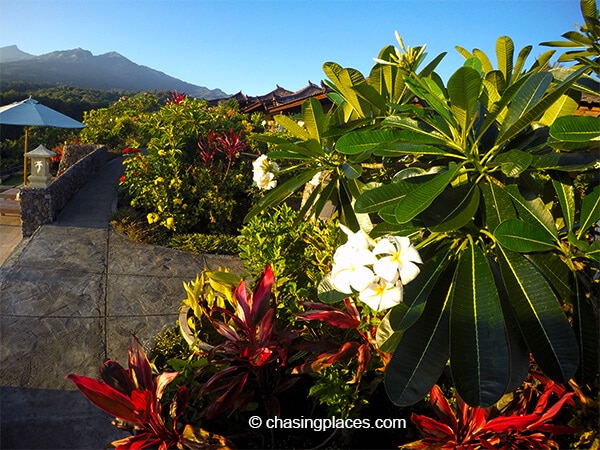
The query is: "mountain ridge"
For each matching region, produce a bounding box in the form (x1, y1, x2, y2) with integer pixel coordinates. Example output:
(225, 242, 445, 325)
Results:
(0, 45, 228, 100)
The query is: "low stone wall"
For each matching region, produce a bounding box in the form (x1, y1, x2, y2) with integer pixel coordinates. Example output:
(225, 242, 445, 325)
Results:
(20, 145, 107, 237)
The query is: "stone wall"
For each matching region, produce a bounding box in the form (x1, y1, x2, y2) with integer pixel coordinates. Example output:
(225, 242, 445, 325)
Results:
(20, 145, 107, 237)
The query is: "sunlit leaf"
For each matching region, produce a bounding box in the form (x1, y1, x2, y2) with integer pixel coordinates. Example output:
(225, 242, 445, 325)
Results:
(497, 247, 579, 383)
(494, 218, 557, 252)
(450, 244, 509, 407)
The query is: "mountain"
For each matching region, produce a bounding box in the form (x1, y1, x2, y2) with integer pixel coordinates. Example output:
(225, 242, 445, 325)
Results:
(0, 46, 228, 100)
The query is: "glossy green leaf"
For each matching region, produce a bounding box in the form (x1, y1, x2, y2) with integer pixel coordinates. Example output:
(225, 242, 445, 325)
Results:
(341, 162, 362, 179)
(448, 66, 482, 134)
(538, 90, 580, 127)
(531, 151, 599, 171)
(450, 244, 510, 407)
(302, 97, 325, 144)
(526, 252, 573, 303)
(252, 135, 322, 158)
(369, 221, 420, 238)
(505, 185, 559, 240)
(495, 218, 557, 252)
(395, 164, 463, 224)
(513, 45, 533, 78)
(274, 114, 311, 141)
(585, 240, 600, 264)
(495, 67, 586, 147)
(336, 129, 406, 155)
(497, 247, 579, 383)
(376, 304, 408, 353)
(373, 143, 450, 157)
(421, 184, 480, 232)
(496, 36, 515, 84)
(355, 179, 412, 213)
(385, 275, 452, 406)
(552, 175, 576, 232)
(472, 49, 493, 73)
(491, 149, 533, 177)
(573, 275, 600, 384)
(481, 179, 517, 232)
(578, 184, 600, 240)
(244, 169, 322, 222)
(548, 115, 600, 150)
(382, 116, 453, 147)
(395, 249, 453, 332)
(500, 72, 552, 136)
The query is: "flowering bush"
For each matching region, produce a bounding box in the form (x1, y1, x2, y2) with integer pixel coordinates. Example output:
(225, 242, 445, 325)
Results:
(117, 98, 256, 234)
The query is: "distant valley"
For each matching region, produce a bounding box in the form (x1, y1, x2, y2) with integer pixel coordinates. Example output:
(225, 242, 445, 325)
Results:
(0, 45, 228, 100)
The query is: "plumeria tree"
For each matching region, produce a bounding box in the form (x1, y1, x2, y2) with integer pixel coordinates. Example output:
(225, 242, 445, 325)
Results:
(253, 0, 600, 411)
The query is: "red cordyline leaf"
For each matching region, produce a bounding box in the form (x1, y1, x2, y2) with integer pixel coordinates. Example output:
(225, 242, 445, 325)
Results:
(410, 412, 456, 440)
(100, 360, 134, 396)
(251, 264, 274, 324)
(291, 341, 360, 374)
(128, 336, 154, 391)
(296, 303, 359, 329)
(429, 384, 459, 433)
(65, 374, 139, 424)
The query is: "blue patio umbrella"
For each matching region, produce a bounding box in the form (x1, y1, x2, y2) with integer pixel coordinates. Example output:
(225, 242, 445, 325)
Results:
(0, 97, 86, 185)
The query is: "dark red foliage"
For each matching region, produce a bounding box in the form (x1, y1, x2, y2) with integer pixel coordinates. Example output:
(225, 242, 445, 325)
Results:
(292, 299, 379, 384)
(199, 265, 295, 419)
(67, 336, 233, 449)
(403, 371, 577, 450)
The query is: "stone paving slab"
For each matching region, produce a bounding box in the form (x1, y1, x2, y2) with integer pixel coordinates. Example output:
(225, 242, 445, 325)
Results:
(0, 156, 246, 448)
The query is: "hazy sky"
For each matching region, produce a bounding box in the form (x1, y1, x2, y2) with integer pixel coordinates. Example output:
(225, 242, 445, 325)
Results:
(0, 0, 582, 96)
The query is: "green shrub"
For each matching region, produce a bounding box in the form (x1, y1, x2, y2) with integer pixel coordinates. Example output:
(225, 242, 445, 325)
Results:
(238, 204, 339, 316)
(168, 233, 239, 255)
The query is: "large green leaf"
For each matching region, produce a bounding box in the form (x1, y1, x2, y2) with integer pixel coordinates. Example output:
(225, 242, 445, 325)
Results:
(526, 252, 573, 303)
(513, 45, 533, 79)
(336, 129, 406, 155)
(481, 179, 517, 232)
(274, 114, 311, 141)
(538, 90, 580, 127)
(392, 249, 453, 333)
(578, 184, 600, 240)
(531, 151, 599, 171)
(548, 115, 600, 150)
(573, 275, 600, 384)
(421, 184, 480, 232)
(552, 174, 576, 232)
(302, 97, 325, 144)
(244, 169, 322, 222)
(496, 36, 515, 85)
(450, 244, 510, 407)
(495, 67, 587, 148)
(394, 164, 463, 223)
(497, 247, 579, 383)
(494, 218, 558, 252)
(447, 66, 483, 135)
(585, 240, 600, 264)
(374, 143, 452, 157)
(500, 72, 552, 136)
(385, 274, 452, 406)
(505, 185, 559, 240)
(252, 134, 322, 158)
(354, 179, 414, 213)
(491, 149, 533, 177)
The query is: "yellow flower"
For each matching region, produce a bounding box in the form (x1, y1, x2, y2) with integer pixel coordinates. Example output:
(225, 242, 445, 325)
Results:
(154, 177, 165, 185)
(147, 212, 160, 224)
(165, 217, 175, 229)
(173, 198, 182, 205)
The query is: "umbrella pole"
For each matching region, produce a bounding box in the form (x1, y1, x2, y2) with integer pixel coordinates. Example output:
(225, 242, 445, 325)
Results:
(23, 127, 29, 186)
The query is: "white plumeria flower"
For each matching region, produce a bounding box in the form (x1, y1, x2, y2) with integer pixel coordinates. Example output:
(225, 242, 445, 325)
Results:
(330, 245, 377, 294)
(252, 155, 279, 190)
(339, 223, 372, 251)
(359, 279, 403, 311)
(372, 235, 422, 285)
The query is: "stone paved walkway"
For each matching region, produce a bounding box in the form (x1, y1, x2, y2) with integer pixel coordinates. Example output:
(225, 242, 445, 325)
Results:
(0, 157, 243, 449)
